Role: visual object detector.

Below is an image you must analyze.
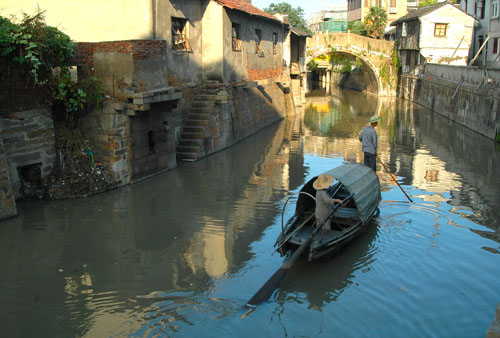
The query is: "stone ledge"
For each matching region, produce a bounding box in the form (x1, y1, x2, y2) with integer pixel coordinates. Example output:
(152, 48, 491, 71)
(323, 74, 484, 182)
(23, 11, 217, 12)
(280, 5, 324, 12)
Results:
(126, 87, 182, 105)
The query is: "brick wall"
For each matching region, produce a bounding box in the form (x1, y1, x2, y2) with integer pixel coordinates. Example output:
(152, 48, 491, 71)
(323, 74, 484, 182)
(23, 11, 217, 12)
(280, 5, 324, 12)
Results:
(247, 65, 283, 81)
(73, 40, 167, 68)
(0, 64, 50, 113)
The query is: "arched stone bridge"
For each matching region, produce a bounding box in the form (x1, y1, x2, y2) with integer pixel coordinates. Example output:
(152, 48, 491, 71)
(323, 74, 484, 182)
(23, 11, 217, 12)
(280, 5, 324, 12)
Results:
(307, 32, 396, 97)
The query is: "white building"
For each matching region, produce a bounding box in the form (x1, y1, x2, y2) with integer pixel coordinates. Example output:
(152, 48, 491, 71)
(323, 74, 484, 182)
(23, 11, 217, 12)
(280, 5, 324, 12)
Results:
(391, 2, 476, 73)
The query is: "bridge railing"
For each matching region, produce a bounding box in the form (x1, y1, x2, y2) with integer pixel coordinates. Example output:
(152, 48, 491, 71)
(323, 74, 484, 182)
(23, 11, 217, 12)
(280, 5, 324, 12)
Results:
(307, 32, 394, 57)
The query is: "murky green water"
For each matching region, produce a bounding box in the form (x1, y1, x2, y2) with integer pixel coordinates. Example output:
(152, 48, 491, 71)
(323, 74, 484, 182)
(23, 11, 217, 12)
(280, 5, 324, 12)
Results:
(1, 89, 499, 337)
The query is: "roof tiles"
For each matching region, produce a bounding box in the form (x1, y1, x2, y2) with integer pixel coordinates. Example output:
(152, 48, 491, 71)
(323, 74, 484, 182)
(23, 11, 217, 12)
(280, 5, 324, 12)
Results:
(213, 0, 280, 22)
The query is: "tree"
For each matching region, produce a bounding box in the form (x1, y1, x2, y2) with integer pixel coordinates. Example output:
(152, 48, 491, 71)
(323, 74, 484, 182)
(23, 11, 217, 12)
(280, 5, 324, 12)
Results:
(347, 20, 367, 36)
(363, 6, 388, 39)
(419, 0, 438, 6)
(264, 2, 311, 33)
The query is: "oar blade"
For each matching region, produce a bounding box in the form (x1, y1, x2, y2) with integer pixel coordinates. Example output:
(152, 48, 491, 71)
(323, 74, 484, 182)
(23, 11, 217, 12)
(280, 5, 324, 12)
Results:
(245, 266, 290, 307)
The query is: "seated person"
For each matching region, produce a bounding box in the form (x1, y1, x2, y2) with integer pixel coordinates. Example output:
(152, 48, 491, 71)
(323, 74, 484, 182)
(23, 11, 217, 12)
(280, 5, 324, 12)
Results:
(313, 174, 343, 230)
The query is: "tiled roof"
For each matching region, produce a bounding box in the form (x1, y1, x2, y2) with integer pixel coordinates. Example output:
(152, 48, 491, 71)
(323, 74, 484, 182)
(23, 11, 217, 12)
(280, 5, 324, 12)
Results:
(390, 1, 459, 25)
(290, 26, 312, 37)
(213, 0, 281, 22)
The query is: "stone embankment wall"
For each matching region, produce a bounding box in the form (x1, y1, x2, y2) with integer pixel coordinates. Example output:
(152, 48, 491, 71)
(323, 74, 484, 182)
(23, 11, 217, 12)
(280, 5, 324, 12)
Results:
(400, 64, 500, 141)
(0, 137, 16, 219)
(176, 78, 288, 161)
(74, 40, 180, 185)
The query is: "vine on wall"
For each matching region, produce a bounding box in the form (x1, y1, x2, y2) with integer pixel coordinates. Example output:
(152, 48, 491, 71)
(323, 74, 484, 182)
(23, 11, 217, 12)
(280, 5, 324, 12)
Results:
(0, 11, 102, 127)
(378, 46, 399, 90)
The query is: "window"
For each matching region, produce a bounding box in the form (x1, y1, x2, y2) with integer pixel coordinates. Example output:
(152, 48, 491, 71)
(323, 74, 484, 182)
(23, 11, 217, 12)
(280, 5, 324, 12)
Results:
(493, 37, 498, 54)
(434, 23, 447, 37)
(172, 17, 191, 51)
(272, 33, 278, 54)
(402, 22, 407, 37)
(492, 1, 499, 18)
(232, 23, 242, 52)
(255, 29, 263, 56)
(477, 0, 485, 19)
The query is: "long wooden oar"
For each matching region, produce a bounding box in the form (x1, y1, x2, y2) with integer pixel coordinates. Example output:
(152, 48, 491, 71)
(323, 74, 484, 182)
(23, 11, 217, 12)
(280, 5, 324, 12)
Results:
(338, 109, 413, 203)
(242, 193, 354, 316)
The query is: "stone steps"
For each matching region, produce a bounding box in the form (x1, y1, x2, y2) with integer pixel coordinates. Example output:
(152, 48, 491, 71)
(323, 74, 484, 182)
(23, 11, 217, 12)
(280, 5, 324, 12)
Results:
(188, 112, 210, 120)
(178, 137, 202, 146)
(176, 85, 224, 161)
(192, 101, 214, 108)
(185, 119, 208, 127)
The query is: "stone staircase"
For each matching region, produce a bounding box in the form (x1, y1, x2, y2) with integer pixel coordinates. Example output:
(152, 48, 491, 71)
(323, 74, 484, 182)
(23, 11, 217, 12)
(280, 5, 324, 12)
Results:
(176, 88, 219, 161)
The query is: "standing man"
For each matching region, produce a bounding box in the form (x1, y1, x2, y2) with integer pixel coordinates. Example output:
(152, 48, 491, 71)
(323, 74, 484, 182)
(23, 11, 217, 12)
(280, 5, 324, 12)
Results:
(359, 116, 378, 171)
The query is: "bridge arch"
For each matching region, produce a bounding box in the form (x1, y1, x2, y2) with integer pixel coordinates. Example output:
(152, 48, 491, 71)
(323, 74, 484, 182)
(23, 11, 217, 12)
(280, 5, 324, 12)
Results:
(306, 47, 383, 96)
(305, 32, 397, 97)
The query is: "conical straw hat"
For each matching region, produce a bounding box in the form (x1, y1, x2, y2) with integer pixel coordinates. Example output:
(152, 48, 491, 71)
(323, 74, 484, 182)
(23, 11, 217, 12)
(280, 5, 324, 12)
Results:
(313, 174, 334, 190)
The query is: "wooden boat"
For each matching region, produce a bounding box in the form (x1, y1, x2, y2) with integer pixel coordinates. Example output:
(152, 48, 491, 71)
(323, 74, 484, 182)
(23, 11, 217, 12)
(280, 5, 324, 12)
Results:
(275, 163, 381, 261)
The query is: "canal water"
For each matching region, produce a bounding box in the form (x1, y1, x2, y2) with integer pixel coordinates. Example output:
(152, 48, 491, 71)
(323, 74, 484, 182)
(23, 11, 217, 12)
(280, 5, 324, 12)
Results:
(1, 89, 499, 337)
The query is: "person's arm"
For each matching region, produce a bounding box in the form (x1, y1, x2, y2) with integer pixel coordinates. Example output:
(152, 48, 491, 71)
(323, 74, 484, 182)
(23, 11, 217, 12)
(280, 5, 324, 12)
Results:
(320, 191, 344, 207)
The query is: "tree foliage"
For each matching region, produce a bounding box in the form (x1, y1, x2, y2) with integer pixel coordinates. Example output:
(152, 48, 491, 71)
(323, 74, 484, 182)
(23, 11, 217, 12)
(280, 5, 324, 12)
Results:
(347, 20, 367, 36)
(0, 11, 103, 127)
(264, 2, 311, 33)
(0, 11, 73, 83)
(363, 6, 388, 39)
(419, 0, 438, 6)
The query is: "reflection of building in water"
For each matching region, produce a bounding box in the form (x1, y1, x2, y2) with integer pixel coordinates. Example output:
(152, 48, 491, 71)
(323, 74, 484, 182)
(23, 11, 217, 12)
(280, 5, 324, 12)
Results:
(182, 118, 295, 278)
(411, 148, 462, 203)
(393, 99, 500, 232)
(301, 95, 398, 188)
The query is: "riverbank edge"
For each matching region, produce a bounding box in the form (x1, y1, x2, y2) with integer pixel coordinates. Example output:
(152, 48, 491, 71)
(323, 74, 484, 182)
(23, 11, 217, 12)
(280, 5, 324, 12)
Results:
(399, 65, 500, 142)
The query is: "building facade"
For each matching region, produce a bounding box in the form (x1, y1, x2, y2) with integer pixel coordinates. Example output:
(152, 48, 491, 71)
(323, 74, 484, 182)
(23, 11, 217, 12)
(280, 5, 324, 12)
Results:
(308, 8, 348, 33)
(347, 0, 409, 25)
(0, 0, 300, 218)
(460, 0, 500, 68)
(392, 2, 476, 74)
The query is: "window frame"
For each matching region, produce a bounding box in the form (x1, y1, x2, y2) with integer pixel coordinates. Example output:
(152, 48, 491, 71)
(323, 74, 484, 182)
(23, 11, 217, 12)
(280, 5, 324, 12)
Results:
(480, 0, 485, 19)
(492, 37, 499, 54)
(434, 23, 447, 37)
(232, 23, 242, 52)
(492, 0, 499, 18)
(255, 29, 264, 57)
(401, 22, 407, 37)
(272, 32, 278, 54)
(171, 17, 191, 51)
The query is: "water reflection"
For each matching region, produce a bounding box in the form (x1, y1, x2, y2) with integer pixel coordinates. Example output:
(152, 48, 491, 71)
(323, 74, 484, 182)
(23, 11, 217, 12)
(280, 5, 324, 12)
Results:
(276, 223, 379, 311)
(1, 89, 500, 337)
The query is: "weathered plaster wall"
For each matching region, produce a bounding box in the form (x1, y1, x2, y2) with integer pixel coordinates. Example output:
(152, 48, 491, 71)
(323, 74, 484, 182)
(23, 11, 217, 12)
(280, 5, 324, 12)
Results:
(203, 1, 225, 81)
(0, 137, 16, 220)
(156, 0, 205, 86)
(0, 109, 56, 199)
(245, 19, 284, 77)
(419, 6, 475, 65)
(0, 0, 153, 42)
(223, 8, 284, 83)
(400, 64, 500, 141)
(74, 40, 169, 98)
